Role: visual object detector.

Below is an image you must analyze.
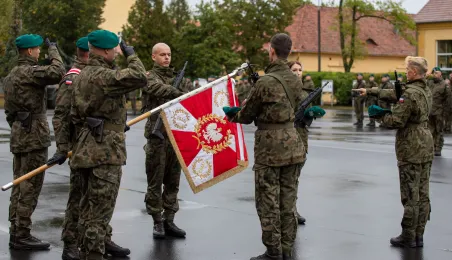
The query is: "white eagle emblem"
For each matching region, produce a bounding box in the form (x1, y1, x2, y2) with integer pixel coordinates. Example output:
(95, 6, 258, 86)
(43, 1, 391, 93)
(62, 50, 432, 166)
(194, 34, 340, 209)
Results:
(202, 123, 223, 143)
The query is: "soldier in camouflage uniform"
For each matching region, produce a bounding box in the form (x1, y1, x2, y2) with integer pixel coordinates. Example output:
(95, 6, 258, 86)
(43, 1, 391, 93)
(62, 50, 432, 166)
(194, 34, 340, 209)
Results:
(352, 73, 366, 126)
(142, 43, 194, 239)
(358, 56, 433, 248)
(427, 67, 450, 156)
(444, 78, 452, 133)
(236, 77, 252, 106)
(366, 74, 378, 127)
(303, 74, 315, 91)
(4, 34, 65, 250)
(228, 33, 306, 260)
(48, 37, 130, 260)
(378, 74, 394, 109)
(70, 30, 147, 260)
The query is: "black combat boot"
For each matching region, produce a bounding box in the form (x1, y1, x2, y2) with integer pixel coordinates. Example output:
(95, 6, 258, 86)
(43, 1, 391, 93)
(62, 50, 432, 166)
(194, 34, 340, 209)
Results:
(296, 212, 306, 225)
(62, 243, 80, 260)
(250, 251, 283, 260)
(105, 240, 130, 257)
(283, 252, 293, 260)
(153, 222, 165, 239)
(367, 120, 375, 127)
(86, 252, 105, 260)
(435, 151, 441, 156)
(416, 236, 423, 247)
(10, 234, 51, 250)
(390, 234, 416, 248)
(164, 220, 186, 238)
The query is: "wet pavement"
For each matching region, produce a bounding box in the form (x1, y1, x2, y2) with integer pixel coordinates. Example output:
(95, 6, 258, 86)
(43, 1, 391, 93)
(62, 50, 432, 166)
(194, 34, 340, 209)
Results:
(0, 109, 451, 260)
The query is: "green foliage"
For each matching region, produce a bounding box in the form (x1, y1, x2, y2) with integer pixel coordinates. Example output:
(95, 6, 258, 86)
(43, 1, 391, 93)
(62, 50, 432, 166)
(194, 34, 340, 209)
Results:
(304, 71, 404, 105)
(0, 0, 13, 56)
(167, 0, 191, 31)
(20, 0, 106, 64)
(337, 0, 416, 72)
(122, 0, 174, 69)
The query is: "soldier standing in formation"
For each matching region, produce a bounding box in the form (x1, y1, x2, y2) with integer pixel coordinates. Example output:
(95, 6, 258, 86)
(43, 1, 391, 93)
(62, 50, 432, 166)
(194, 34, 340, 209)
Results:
(288, 61, 307, 225)
(427, 67, 450, 156)
(227, 33, 306, 260)
(70, 30, 147, 260)
(48, 36, 130, 260)
(4, 34, 65, 250)
(378, 74, 394, 128)
(142, 43, 193, 239)
(443, 77, 452, 133)
(366, 74, 378, 127)
(357, 56, 433, 248)
(352, 73, 366, 126)
(303, 74, 315, 91)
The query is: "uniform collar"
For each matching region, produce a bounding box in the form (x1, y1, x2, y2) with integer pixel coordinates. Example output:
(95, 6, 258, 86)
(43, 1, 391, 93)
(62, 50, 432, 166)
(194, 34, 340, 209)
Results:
(88, 53, 115, 68)
(17, 55, 38, 66)
(153, 63, 175, 78)
(265, 59, 288, 74)
(73, 57, 87, 70)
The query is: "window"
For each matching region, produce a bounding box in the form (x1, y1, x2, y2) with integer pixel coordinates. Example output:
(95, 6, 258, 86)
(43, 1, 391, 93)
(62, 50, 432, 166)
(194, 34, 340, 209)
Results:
(437, 40, 452, 71)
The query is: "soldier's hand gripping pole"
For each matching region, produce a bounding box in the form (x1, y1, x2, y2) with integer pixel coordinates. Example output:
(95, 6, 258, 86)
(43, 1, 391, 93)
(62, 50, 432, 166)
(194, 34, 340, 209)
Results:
(1, 63, 249, 191)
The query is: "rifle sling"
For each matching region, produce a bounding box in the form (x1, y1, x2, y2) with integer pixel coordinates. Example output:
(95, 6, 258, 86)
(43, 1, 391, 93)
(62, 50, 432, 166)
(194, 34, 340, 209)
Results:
(265, 73, 297, 110)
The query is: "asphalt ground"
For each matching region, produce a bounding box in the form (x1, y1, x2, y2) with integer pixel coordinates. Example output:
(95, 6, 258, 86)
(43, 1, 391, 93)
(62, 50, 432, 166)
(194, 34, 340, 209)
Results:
(0, 109, 451, 260)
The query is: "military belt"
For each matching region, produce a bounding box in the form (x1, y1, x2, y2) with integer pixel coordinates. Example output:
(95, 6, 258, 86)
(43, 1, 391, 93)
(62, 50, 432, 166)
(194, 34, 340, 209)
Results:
(14, 113, 46, 121)
(256, 122, 294, 130)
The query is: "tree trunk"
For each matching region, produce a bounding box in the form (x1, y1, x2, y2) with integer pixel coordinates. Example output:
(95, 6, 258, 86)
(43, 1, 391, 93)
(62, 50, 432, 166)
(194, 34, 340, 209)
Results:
(338, 0, 350, 72)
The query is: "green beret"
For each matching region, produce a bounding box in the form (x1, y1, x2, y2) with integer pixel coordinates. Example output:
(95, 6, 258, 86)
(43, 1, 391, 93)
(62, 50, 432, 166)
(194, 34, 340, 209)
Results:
(397, 74, 403, 78)
(433, 67, 441, 72)
(382, 73, 389, 78)
(15, 34, 43, 49)
(305, 73, 311, 77)
(88, 30, 119, 49)
(368, 105, 391, 118)
(369, 74, 375, 77)
(76, 37, 89, 51)
(357, 73, 363, 76)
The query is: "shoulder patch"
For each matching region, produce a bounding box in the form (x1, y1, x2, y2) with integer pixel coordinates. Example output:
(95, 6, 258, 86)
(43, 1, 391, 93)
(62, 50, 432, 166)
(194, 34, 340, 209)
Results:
(65, 68, 81, 77)
(65, 80, 73, 85)
(398, 96, 405, 103)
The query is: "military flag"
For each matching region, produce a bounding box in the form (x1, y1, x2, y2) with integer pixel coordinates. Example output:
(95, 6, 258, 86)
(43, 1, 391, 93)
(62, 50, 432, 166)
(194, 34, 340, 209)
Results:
(161, 77, 248, 193)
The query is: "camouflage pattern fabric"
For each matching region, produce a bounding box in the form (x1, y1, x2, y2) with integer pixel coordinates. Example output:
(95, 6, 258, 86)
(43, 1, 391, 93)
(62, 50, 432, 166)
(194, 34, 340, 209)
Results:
(230, 59, 306, 255)
(428, 78, 450, 153)
(353, 80, 366, 121)
(303, 79, 315, 92)
(144, 138, 180, 220)
(444, 83, 452, 133)
(378, 81, 394, 109)
(254, 163, 302, 255)
(70, 53, 147, 169)
(141, 63, 193, 220)
(366, 80, 379, 107)
(8, 148, 47, 236)
(4, 46, 65, 154)
(398, 161, 431, 240)
(236, 81, 251, 105)
(77, 165, 122, 255)
(380, 79, 434, 163)
(230, 59, 306, 166)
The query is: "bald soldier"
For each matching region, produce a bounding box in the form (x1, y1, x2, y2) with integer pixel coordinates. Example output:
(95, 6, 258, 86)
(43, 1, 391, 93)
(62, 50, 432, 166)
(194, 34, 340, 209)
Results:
(4, 34, 65, 250)
(142, 43, 194, 239)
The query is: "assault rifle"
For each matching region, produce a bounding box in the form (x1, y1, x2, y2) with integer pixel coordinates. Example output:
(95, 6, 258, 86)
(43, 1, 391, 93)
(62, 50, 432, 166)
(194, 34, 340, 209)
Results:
(151, 61, 188, 139)
(247, 63, 260, 84)
(394, 70, 402, 100)
(294, 82, 329, 127)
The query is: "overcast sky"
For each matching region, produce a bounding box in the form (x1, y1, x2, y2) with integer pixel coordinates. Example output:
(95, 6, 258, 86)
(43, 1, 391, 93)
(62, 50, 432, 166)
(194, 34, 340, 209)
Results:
(180, 0, 429, 14)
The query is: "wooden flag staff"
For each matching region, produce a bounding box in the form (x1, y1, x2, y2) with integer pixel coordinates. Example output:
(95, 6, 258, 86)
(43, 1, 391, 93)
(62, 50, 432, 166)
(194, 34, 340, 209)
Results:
(1, 63, 248, 191)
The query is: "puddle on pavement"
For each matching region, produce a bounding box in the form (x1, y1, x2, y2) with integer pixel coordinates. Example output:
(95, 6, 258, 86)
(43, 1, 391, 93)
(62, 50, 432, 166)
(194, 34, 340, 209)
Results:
(33, 216, 64, 229)
(237, 196, 254, 202)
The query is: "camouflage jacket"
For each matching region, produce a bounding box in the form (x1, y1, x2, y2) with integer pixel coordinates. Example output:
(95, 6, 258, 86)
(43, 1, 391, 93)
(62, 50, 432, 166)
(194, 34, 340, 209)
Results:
(52, 58, 86, 154)
(297, 84, 311, 153)
(428, 78, 450, 116)
(381, 81, 394, 90)
(303, 79, 315, 92)
(353, 80, 366, 101)
(4, 46, 65, 153)
(70, 54, 147, 168)
(142, 63, 194, 139)
(366, 81, 378, 101)
(230, 59, 306, 167)
(378, 79, 434, 164)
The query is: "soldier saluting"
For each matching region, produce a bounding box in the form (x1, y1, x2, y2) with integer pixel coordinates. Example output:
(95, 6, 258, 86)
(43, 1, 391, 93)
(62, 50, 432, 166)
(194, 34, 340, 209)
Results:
(4, 34, 65, 250)
(70, 30, 147, 260)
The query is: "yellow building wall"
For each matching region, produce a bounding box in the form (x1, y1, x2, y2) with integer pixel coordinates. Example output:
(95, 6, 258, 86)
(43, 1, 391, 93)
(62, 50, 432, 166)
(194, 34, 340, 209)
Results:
(100, 0, 135, 33)
(417, 22, 452, 69)
(289, 52, 406, 73)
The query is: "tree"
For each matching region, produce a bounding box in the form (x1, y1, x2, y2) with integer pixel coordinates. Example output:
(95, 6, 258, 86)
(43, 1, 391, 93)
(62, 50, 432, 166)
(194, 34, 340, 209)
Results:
(337, 0, 416, 72)
(176, 1, 241, 78)
(221, 0, 309, 69)
(167, 0, 191, 32)
(20, 0, 106, 65)
(0, 0, 14, 56)
(122, 0, 174, 69)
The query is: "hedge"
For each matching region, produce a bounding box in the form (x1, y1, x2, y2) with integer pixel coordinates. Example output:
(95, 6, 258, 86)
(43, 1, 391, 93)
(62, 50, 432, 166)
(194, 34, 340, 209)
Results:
(304, 71, 405, 105)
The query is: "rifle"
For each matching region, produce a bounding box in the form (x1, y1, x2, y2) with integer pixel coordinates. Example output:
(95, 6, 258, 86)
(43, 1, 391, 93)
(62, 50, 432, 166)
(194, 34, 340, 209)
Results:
(247, 63, 259, 84)
(394, 70, 402, 100)
(151, 61, 188, 139)
(294, 82, 329, 127)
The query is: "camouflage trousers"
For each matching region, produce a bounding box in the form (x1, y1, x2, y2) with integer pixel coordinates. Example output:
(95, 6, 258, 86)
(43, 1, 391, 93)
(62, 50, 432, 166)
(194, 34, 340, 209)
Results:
(353, 97, 365, 121)
(444, 113, 452, 133)
(144, 137, 181, 221)
(77, 165, 122, 255)
(294, 161, 306, 218)
(254, 163, 302, 255)
(398, 161, 431, 240)
(61, 167, 113, 246)
(9, 148, 47, 236)
(366, 97, 378, 123)
(428, 115, 444, 153)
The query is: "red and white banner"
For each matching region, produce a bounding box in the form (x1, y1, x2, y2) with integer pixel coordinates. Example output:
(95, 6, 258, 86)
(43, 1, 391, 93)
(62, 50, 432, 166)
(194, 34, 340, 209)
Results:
(161, 78, 248, 193)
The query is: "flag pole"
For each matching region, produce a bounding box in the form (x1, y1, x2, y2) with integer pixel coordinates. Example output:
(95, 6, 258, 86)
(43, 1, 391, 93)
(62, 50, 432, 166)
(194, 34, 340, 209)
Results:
(2, 63, 248, 191)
